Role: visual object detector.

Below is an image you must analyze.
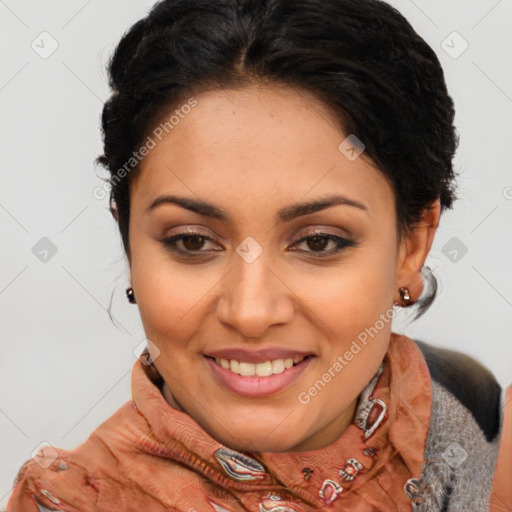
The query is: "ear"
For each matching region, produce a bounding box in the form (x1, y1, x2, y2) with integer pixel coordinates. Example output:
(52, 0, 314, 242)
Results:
(110, 197, 119, 223)
(394, 198, 441, 304)
(110, 198, 133, 268)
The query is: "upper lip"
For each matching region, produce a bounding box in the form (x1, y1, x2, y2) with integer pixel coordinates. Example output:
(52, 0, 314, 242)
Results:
(205, 348, 314, 363)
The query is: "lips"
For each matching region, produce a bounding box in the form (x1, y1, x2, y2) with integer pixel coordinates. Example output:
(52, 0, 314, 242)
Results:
(204, 346, 315, 397)
(205, 354, 313, 397)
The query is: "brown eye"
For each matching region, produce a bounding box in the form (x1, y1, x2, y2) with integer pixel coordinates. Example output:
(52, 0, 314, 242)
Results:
(306, 235, 329, 252)
(292, 232, 356, 257)
(181, 235, 207, 251)
(158, 231, 220, 256)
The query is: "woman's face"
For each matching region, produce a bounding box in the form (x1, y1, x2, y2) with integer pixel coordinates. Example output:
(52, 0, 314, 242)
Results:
(128, 84, 432, 453)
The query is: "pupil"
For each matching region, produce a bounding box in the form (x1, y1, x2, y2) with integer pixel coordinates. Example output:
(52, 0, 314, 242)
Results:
(184, 235, 205, 251)
(308, 236, 327, 251)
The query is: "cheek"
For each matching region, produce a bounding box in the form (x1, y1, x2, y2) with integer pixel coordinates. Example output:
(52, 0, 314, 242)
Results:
(299, 250, 396, 330)
(129, 243, 206, 346)
(354, 230, 398, 307)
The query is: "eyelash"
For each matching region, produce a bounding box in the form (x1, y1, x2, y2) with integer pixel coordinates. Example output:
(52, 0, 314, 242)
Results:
(157, 230, 356, 258)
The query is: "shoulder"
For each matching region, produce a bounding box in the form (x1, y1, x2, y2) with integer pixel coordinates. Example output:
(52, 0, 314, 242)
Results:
(5, 401, 139, 512)
(5, 449, 98, 512)
(413, 338, 501, 442)
(410, 339, 507, 511)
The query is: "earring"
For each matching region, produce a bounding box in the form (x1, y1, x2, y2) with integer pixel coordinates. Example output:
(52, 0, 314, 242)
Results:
(398, 287, 411, 306)
(126, 287, 136, 304)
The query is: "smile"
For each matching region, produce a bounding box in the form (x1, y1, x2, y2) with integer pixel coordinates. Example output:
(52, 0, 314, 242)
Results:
(205, 355, 314, 397)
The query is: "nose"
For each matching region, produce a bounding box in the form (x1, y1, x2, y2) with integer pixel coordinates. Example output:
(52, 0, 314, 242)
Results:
(215, 250, 295, 339)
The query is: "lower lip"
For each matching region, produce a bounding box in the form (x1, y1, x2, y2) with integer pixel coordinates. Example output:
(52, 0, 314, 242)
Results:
(205, 356, 314, 397)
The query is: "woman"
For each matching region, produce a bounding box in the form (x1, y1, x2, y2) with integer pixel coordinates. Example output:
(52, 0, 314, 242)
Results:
(6, 0, 511, 511)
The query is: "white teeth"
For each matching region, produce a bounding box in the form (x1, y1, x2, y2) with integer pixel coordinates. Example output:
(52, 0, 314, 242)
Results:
(271, 359, 285, 374)
(256, 361, 273, 377)
(239, 362, 256, 376)
(212, 355, 308, 377)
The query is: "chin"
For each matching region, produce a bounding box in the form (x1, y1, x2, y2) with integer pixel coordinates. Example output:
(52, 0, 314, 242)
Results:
(224, 437, 292, 453)
(191, 401, 316, 453)
(211, 426, 300, 453)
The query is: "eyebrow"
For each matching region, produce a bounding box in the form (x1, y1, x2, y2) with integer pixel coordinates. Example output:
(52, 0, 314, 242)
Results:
(145, 193, 368, 222)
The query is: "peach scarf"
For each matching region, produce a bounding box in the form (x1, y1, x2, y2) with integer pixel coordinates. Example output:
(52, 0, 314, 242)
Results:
(7, 332, 431, 512)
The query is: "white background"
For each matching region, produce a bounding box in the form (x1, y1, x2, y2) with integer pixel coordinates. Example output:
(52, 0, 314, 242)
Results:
(1, 0, 511, 507)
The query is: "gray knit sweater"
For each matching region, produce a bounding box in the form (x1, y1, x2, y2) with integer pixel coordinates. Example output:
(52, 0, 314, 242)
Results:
(411, 340, 504, 512)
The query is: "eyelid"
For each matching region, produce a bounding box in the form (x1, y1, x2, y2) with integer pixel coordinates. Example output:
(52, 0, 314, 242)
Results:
(160, 225, 220, 242)
(293, 225, 352, 240)
(159, 225, 351, 245)
(157, 229, 219, 247)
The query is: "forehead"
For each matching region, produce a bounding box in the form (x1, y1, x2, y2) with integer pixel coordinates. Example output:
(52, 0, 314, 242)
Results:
(131, 84, 394, 219)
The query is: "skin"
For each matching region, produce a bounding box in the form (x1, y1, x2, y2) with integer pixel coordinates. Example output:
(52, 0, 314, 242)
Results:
(126, 83, 440, 453)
